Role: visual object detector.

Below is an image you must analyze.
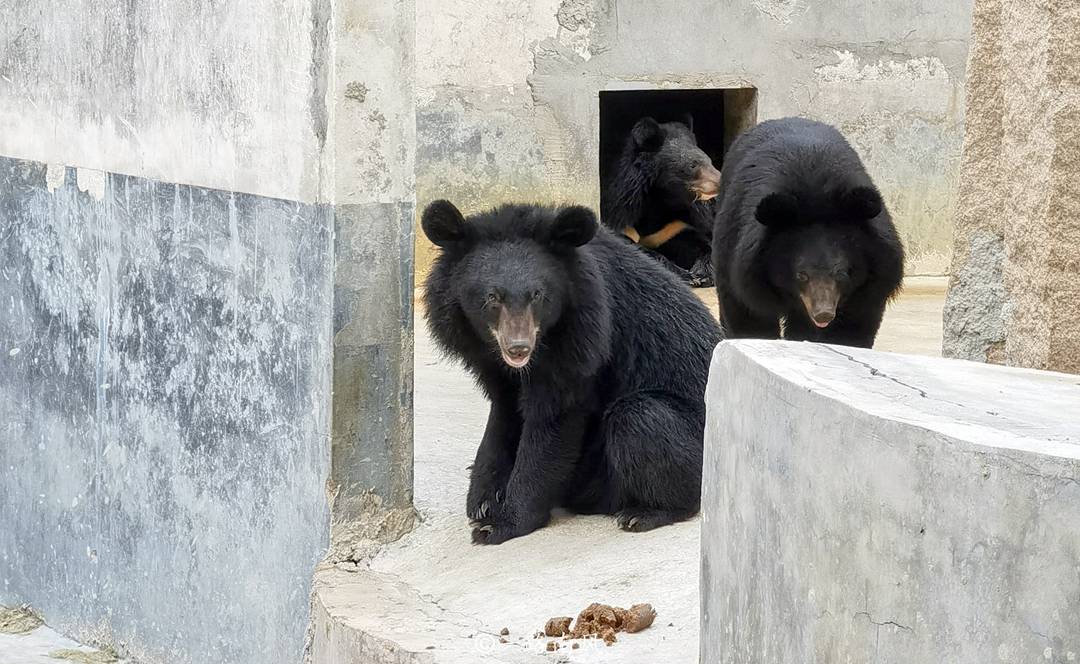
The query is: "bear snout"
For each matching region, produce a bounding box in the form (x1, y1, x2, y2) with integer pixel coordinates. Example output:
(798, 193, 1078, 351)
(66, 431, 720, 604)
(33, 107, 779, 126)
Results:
(691, 164, 722, 200)
(494, 307, 538, 368)
(799, 278, 840, 328)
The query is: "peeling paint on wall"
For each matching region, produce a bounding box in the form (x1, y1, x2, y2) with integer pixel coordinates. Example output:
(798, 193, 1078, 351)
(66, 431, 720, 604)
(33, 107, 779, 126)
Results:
(815, 51, 951, 85)
(752, 0, 810, 25)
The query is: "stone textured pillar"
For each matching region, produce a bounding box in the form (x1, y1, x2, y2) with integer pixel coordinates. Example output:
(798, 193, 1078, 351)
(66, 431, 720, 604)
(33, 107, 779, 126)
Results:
(944, 0, 1080, 373)
(328, 0, 418, 562)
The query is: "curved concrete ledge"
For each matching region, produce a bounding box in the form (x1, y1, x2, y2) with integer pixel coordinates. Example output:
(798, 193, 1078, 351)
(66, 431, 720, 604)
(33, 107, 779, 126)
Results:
(701, 340, 1080, 663)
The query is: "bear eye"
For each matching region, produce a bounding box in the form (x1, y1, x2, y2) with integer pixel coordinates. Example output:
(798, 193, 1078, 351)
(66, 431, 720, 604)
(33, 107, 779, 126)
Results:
(531, 289, 544, 301)
(796, 272, 809, 283)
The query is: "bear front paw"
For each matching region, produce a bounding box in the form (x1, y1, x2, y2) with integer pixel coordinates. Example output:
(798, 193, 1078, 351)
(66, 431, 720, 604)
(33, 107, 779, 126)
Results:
(469, 500, 548, 545)
(466, 485, 504, 522)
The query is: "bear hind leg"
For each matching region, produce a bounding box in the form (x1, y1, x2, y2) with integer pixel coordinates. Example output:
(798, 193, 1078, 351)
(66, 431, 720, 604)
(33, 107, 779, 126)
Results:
(600, 392, 704, 532)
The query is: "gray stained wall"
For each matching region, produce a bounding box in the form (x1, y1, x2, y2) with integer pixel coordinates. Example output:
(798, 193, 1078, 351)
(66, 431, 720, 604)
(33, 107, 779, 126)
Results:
(0, 160, 333, 663)
(0, 0, 418, 662)
(415, 0, 974, 277)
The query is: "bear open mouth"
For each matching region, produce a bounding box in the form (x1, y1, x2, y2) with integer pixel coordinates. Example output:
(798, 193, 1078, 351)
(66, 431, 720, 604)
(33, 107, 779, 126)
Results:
(500, 350, 531, 368)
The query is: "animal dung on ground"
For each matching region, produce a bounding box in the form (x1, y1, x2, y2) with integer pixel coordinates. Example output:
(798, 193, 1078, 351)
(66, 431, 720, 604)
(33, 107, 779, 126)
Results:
(541, 602, 657, 646)
(544, 616, 572, 637)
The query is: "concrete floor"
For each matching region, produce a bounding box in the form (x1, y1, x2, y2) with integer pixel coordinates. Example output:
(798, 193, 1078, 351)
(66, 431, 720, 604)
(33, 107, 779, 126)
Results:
(0, 623, 123, 664)
(315, 277, 947, 663)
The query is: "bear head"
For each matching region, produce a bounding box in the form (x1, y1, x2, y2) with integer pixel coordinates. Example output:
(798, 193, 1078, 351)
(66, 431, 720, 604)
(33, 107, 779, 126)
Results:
(421, 200, 597, 369)
(754, 185, 885, 328)
(629, 116, 722, 208)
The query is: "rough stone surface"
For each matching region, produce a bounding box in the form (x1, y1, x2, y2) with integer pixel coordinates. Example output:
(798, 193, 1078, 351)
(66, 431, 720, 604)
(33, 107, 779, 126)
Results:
(331, 203, 416, 541)
(0, 158, 333, 663)
(701, 340, 1080, 663)
(328, 0, 417, 546)
(414, 0, 974, 277)
(944, 0, 1080, 373)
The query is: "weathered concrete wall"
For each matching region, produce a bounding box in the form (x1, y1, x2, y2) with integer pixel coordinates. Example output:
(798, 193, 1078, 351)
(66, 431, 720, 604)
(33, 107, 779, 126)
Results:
(415, 0, 973, 276)
(701, 341, 1080, 663)
(0, 0, 418, 660)
(0, 0, 330, 204)
(943, 0, 1080, 374)
(328, 0, 417, 559)
(0, 159, 333, 663)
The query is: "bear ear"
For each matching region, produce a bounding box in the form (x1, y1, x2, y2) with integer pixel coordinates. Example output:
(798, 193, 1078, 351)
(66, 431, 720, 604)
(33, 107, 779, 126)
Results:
(681, 112, 695, 133)
(421, 200, 467, 247)
(631, 117, 664, 153)
(755, 192, 799, 227)
(841, 185, 884, 221)
(548, 206, 597, 248)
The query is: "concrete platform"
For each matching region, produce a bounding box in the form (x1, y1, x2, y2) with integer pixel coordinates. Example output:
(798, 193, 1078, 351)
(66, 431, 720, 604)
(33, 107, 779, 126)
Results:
(701, 340, 1080, 663)
(312, 280, 947, 664)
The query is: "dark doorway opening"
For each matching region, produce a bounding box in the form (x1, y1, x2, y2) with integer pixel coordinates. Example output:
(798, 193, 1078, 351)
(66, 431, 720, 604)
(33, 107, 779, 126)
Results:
(598, 87, 757, 201)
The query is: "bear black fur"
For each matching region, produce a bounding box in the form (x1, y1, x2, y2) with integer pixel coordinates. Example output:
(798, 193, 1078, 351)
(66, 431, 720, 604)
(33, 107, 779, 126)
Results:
(601, 117, 722, 288)
(712, 117, 904, 348)
(422, 201, 722, 545)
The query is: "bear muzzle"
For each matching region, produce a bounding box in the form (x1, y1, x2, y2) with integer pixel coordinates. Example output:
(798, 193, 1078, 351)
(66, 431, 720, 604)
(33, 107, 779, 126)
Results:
(691, 164, 722, 201)
(494, 306, 538, 368)
(799, 278, 840, 329)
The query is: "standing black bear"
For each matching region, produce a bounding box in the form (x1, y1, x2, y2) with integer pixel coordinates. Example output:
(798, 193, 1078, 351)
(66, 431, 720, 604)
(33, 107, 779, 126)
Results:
(422, 201, 722, 545)
(601, 116, 722, 288)
(712, 117, 904, 348)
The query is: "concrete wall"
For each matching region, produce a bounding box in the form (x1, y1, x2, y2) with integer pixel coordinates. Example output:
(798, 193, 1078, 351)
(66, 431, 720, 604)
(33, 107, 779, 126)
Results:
(0, 160, 333, 664)
(943, 0, 1080, 374)
(0, 0, 417, 661)
(701, 341, 1080, 663)
(0, 0, 331, 204)
(415, 0, 974, 276)
(328, 0, 418, 560)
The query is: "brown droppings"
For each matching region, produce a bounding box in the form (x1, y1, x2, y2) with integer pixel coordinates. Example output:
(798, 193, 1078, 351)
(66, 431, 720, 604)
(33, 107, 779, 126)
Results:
(546, 641, 560, 651)
(499, 627, 509, 636)
(499, 638, 508, 644)
(542, 601, 657, 647)
(572, 642, 580, 649)
(545, 616, 572, 637)
(623, 604, 657, 633)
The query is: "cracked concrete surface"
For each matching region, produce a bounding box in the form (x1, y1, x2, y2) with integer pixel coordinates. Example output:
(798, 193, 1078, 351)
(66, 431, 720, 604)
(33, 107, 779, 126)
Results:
(702, 338, 1080, 662)
(312, 279, 948, 663)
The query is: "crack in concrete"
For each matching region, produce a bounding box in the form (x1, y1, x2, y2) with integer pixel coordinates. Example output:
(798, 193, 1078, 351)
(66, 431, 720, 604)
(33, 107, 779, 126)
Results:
(853, 611, 914, 632)
(824, 346, 929, 398)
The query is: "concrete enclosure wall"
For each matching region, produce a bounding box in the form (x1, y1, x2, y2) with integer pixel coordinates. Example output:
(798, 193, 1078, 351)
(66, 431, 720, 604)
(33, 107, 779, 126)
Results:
(0, 160, 333, 664)
(415, 0, 974, 276)
(701, 341, 1080, 663)
(0, 0, 417, 661)
(943, 0, 1080, 374)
